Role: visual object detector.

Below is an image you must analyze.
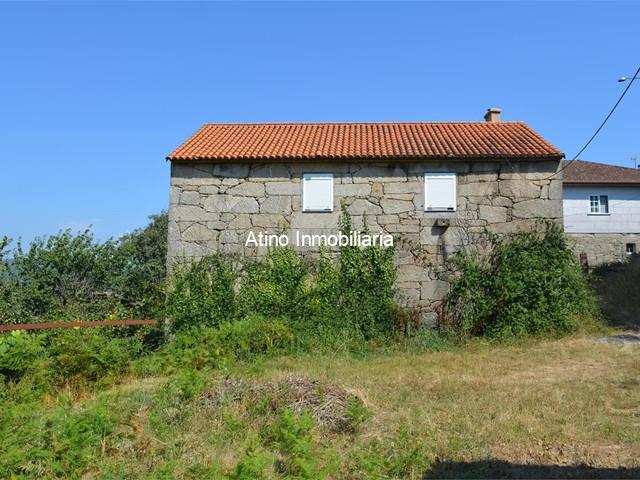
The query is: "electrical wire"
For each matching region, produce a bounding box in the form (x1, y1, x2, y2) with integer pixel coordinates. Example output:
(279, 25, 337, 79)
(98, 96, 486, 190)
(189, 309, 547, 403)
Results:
(548, 64, 640, 180)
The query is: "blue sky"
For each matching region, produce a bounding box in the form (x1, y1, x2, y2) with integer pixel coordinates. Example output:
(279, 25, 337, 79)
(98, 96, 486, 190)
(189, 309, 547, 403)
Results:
(1, 1, 638, 244)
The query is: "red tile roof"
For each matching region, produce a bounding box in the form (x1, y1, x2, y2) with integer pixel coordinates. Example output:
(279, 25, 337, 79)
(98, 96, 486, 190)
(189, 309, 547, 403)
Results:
(167, 122, 563, 162)
(563, 160, 640, 184)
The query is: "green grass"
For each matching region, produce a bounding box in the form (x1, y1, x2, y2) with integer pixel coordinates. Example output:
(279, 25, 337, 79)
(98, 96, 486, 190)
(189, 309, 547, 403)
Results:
(1, 334, 639, 479)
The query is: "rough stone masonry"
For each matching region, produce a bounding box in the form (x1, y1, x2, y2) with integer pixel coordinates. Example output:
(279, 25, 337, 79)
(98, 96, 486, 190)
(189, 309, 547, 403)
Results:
(167, 159, 563, 319)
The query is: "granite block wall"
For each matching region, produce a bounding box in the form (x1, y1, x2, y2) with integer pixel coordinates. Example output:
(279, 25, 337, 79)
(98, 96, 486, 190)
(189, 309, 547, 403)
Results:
(566, 233, 640, 266)
(167, 159, 562, 315)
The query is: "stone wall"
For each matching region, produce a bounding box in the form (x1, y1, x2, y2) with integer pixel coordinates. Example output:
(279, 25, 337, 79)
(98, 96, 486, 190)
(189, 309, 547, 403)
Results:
(168, 159, 562, 316)
(566, 233, 640, 266)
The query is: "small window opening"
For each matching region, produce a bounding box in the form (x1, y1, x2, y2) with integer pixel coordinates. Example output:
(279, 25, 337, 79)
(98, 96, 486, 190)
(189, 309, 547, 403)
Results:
(302, 173, 334, 212)
(425, 173, 457, 211)
(589, 194, 609, 214)
(626, 243, 636, 255)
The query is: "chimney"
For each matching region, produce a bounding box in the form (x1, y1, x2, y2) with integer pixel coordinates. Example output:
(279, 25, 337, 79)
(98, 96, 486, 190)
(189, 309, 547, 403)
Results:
(484, 107, 502, 122)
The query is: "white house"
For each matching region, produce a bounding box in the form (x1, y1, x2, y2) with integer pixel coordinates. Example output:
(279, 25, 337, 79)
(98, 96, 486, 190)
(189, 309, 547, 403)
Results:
(563, 160, 640, 265)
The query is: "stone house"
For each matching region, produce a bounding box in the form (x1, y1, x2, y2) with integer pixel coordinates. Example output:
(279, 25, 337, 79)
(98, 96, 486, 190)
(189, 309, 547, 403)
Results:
(167, 109, 564, 317)
(563, 159, 640, 266)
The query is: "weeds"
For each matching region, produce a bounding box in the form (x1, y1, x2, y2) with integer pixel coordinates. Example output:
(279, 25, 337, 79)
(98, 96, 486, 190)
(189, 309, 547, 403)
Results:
(441, 224, 599, 340)
(167, 253, 237, 332)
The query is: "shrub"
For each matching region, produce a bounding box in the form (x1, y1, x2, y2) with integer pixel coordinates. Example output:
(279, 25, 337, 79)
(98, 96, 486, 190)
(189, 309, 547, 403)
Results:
(439, 251, 494, 338)
(0, 396, 133, 478)
(166, 253, 237, 332)
(0, 213, 169, 326)
(112, 211, 168, 320)
(305, 208, 397, 340)
(215, 315, 294, 360)
(164, 207, 400, 343)
(159, 368, 209, 404)
(354, 425, 429, 479)
(48, 328, 141, 382)
(238, 248, 309, 320)
(268, 409, 324, 479)
(225, 447, 274, 480)
(0, 328, 142, 390)
(151, 368, 210, 429)
(0, 331, 48, 381)
(0, 237, 14, 325)
(140, 316, 294, 373)
(5, 230, 120, 323)
(442, 224, 597, 340)
(148, 327, 228, 372)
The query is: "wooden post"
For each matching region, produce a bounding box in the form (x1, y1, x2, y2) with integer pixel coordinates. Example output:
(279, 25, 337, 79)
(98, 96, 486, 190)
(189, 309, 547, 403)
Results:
(579, 252, 589, 272)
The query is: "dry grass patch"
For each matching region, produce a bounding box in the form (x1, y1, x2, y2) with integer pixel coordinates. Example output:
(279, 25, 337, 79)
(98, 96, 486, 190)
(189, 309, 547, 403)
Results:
(255, 337, 640, 471)
(90, 335, 639, 478)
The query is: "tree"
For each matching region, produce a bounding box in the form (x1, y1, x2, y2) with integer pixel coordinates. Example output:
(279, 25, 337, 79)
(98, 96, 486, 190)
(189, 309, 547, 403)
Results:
(0, 212, 169, 325)
(113, 211, 168, 319)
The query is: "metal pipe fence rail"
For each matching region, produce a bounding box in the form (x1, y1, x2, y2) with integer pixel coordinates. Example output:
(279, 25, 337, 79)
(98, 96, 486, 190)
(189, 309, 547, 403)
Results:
(0, 319, 158, 332)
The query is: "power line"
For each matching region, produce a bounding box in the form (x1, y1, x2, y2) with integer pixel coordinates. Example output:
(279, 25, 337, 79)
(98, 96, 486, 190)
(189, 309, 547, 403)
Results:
(548, 64, 640, 180)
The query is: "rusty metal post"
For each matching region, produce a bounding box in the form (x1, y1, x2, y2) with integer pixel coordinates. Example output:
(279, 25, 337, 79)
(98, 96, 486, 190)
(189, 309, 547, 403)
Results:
(579, 252, 589, 272)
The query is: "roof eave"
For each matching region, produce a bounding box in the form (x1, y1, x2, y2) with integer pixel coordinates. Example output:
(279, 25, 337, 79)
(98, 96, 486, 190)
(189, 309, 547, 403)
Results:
(167, 154, 564, 163)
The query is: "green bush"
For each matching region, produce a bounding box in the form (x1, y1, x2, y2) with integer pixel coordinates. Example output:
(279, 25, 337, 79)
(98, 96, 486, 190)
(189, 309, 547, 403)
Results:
(0, 212, 169, 326)
(167, 209, 399, 344)
(48, 329, 141, 382)
(239, 248, 309, 320)
(139, 316, 293, 373)
(440, 251, 493, 338)
(442, 224, 597, 339)
(271, 409, 317, 478)
(215, 315, 294, 359)
(147, 368, 211, 432)
(166, 253, 237, 332)
(0, 328, 142, 390)
(305, 209, 397, 340)
(0, 331, 48, 381)
(225, 447, 274, 480)
(158, 368, 209, 404)
(0, 395, 134, 478)
(353, 425, 429, 479)
(141, 327, 227, 372)
(0, 237, 14, 325)
(112, 211, 168, 320)
(5, 230, 121, 323)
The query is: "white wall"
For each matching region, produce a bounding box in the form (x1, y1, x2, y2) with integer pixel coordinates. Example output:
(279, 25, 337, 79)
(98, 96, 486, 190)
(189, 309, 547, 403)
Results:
(563, 185, 640, 233)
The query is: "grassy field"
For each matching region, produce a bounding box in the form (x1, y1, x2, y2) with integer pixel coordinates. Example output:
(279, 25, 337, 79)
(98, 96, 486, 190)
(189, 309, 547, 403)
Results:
(2, 334, 639, 479)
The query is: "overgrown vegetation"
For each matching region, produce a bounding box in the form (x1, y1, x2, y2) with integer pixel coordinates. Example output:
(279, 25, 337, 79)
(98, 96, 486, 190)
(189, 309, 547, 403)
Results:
(440, 224, 599, 340)
(165, 207, 398, 351)
(0, 212, 168, 325)
(306, 212, 397, 340)
(0, 328, 143, 392)
(3, 336, 637, 479)
(0, 210, 617, 478)
(167, 253, 238, 331)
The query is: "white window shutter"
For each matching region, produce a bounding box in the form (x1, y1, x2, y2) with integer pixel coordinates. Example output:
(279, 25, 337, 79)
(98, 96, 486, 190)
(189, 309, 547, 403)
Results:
(303, 173, 334, 212)
(424, 173, 456, 211)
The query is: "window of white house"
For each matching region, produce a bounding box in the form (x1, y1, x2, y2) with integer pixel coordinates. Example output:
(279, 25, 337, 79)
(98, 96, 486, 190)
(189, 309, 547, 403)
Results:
(424, 173, 456, 211)
(302, 173, 334, 212)
(589, 194, 609, 214)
